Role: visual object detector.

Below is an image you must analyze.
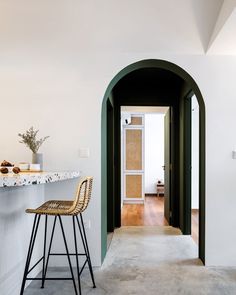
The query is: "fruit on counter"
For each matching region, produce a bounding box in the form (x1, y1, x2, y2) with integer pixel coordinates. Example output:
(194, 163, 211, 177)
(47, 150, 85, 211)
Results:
(1, 160, 14, 167)
(0, 167, 8, 174)
(13, 167, 20, 174)
(0, 166, 21, 174)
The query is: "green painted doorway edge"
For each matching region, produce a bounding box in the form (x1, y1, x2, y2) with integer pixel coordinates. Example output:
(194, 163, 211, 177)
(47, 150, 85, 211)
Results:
(101, 59, 206, 264)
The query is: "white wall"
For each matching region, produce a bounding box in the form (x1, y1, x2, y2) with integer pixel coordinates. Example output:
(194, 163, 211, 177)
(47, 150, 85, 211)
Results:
(1, 0, 236, 268)
(191, 95, 199, 209)
(145, 114, 165, 194)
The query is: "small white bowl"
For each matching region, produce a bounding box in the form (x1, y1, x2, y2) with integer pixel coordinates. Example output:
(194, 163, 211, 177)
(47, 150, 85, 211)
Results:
(30, 164, 41, 171)
(19, 163, 30, 170)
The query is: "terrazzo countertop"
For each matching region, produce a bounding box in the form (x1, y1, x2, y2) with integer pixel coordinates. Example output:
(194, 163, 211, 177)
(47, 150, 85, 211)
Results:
(0, 171, 80, 187)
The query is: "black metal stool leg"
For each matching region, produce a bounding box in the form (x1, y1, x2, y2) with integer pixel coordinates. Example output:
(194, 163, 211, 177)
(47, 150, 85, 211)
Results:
(41, 215, 48, 288)
(42, 215, 57, 288)
(58, 216, 78, 295)
(27, 215, 41, 270)
(20, 214, 41, 295)
(76, 215, 95, 287)
(73, 216, 82, 295)
(75, 215, 87, 257)
(77, 214, 96, 288)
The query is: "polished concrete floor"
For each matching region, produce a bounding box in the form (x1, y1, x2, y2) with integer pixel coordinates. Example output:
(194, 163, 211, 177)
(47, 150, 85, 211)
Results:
(25, 226, 236, 295)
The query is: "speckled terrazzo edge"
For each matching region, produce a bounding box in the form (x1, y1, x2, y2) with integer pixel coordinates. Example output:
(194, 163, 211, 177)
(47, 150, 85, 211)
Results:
(0, 171, 80, 187)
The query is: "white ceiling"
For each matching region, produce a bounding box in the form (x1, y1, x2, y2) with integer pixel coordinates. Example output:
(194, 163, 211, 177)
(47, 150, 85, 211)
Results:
(207, 1, 236, 54)
(0, 0, 235, 57)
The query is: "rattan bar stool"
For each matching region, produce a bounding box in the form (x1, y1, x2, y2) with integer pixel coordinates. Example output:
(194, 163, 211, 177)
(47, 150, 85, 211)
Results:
(20, 176, 96, 295)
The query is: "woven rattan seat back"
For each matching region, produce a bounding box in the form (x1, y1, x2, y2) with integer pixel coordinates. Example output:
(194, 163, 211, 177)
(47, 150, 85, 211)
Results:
(70, 176, 93, 215)
(80, 176, 93, 212)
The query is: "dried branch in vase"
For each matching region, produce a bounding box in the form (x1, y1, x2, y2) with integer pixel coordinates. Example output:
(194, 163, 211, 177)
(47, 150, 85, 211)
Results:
(18, 127, 49, 153)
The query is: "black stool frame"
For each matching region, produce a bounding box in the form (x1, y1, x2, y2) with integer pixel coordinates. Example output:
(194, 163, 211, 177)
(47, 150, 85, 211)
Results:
(20, 213, 96, 295)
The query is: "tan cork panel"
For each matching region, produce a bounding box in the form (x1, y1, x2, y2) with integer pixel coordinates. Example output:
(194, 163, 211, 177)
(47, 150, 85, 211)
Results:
(130, 116, 142, 125)
(126, 175, 142, 198)
(126, 129, 142, 170)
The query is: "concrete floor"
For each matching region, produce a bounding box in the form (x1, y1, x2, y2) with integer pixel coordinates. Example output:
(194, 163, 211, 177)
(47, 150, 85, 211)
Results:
(25, 226, 236, 295)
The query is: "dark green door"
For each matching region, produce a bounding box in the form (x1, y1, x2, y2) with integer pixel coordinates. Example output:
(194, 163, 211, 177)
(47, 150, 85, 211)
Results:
(164, 108, 171, 224)
(183, 94, 192, 234)
(179, 93, 192, 234)
(107, 100, 115, 232)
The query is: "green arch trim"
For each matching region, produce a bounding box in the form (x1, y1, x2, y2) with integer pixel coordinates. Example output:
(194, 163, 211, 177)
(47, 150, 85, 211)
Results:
(101, 59, 205, 263)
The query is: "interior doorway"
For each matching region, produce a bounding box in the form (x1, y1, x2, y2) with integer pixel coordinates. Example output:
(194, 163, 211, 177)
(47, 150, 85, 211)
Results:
(120, 107, 168, 227)
(101, 59, 205, 264)
(191, 95, 200, 244)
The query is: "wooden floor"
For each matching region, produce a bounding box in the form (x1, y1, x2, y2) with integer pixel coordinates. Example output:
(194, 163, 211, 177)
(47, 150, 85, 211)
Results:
(121, 196, 168, 226)
(191, 209, 199, 244)
(121, 196, 199, 244)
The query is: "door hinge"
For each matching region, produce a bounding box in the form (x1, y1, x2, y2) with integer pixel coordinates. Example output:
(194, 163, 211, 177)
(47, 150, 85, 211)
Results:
(169, 163, 172, 170)
(170, 211, 172, 218)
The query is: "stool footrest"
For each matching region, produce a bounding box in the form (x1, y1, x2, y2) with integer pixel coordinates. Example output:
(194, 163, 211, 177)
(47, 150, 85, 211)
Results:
(80, 258, 88, 275)
(50, 253, 86, 256)
(26, 253, 88, 278)
(27, 257, 44, 275)
(26, 277, 73, 281)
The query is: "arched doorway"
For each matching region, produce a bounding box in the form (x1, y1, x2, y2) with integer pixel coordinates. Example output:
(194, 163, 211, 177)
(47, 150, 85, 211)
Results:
(101, 59, 205, 263)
